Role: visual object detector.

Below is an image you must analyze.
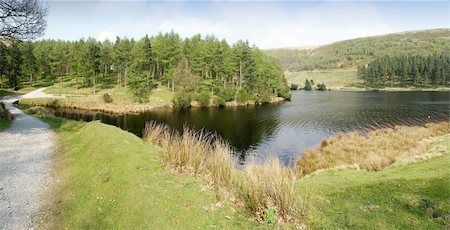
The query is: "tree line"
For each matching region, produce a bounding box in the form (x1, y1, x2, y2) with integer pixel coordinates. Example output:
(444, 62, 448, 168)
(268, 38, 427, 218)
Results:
(0, 31, 290, 104)
(357, 52, 449, 88)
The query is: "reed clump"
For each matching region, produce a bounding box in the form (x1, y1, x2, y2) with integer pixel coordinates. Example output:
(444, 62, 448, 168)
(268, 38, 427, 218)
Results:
(143, 121, 304, 223)
(296, 122, 450, 176)
(235, 157, 305, 223)
(144, 121, 233, 186)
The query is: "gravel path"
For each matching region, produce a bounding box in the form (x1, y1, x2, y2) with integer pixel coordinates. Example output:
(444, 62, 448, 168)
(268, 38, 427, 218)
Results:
(0, 88, 60, 229)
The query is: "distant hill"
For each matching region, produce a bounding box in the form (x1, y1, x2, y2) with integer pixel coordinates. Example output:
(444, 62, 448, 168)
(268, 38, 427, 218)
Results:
(266, 29, 450, 72)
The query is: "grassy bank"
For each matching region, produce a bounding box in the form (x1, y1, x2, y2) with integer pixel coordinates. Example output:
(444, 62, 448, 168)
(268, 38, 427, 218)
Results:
(0, 101, 12, 131)
(296, 122, 450, 176)
(285, 69, 363, 91)
(144, 122, 304, 224)
(285, 69, 450, 91)
(20, 103, 450, 228)
(28, 116, 268, 229)
(19, 82, 286, 114)
(297, 136, 450, 228)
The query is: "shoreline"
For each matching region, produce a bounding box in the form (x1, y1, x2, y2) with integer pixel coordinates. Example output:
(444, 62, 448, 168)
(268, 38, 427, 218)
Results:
(18, 96, 287, 115)
(293, 87, 450, 92)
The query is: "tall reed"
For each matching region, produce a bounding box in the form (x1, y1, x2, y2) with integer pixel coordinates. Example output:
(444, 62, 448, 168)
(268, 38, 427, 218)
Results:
(143, 121, 305, 223)
(144, 121, 233, 186)
(236, 156, 305, 222)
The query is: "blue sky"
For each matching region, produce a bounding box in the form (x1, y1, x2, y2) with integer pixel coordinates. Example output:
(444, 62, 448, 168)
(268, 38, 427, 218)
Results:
(42, 1, 449, 49)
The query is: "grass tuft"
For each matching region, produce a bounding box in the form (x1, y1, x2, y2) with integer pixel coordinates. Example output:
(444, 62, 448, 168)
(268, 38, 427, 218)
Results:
(144, 122, 304, 223)
(235, 157, 305, 223)
(296, 122, 450, 176)
(144, 121, 234, 187)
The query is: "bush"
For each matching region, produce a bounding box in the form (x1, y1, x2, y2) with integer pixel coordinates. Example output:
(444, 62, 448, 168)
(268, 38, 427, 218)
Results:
(215, 86, 236, 102)
(173, 91, 192, 109)
(0, 102, 11, 121)
(102, 93, 113, 103)
(236, 89, 254, 103)
(304, 79, 312, 90)
(290, 83, 299, 90)
(215, 96, 226, 107)
(195, 91, 210, 107)
(317, 83, 327, 91)
(278, 88, 292, 101)
(259, 90, 272, 104)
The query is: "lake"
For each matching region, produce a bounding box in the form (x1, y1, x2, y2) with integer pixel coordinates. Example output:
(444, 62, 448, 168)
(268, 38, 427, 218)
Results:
(49, 91, 450, 164)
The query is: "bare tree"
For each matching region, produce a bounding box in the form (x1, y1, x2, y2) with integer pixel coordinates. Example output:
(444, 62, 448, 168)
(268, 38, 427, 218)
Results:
(0, 0, 48, 40)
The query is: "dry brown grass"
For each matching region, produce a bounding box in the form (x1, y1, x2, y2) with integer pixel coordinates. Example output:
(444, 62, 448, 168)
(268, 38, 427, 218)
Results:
(235, 157, 305, 223)
(296, 122, 450, 176)
(19, 97, 160, 114)
(144, 121, 233, 187)
(144, 121, 304, 223)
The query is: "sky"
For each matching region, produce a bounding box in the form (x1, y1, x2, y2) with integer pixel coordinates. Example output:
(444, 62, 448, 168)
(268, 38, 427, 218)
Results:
(42, 1, 449, 49)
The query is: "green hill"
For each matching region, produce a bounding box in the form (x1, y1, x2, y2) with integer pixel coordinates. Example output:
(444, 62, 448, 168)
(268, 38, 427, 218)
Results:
(266, 29, 450, 72)
(265, 29, 450, 90)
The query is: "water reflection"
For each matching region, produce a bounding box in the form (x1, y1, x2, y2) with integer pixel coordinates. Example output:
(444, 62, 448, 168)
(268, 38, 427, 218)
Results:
(49, 91, 450, 164)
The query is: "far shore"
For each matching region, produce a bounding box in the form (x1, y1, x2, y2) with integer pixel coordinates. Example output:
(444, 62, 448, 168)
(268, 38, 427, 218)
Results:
(293, 86, 450, 92)
(18, 95, 286, 115)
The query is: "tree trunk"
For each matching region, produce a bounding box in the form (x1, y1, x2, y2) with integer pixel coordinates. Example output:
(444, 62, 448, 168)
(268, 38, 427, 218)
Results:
(239, 59, 242, 90)
(171, 78, 174, 93)
(93, 73, 96, 94)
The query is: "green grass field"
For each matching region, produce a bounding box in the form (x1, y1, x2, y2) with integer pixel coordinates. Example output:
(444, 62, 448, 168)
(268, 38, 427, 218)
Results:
(297, 137, 450, 229)
(0, 119, 11, 131)
(285, 69, 364, 90)
(38, 118, 266, 229)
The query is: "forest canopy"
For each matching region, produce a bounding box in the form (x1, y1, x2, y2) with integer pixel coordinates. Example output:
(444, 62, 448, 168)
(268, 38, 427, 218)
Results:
(0, 32, 291, 104)
(357, 52, 449, 88)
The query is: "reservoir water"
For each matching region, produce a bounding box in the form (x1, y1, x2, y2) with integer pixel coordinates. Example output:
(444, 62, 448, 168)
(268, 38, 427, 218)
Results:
(49, 91, 450, 164)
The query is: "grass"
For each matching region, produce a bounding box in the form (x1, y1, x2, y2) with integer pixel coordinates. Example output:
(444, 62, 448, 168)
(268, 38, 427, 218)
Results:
(297, 136, 450, 229)
(19, 86, 174, 114)
(285, 68, 363, 90)
(234, 157, 305, 223)
(144, 122, 305, 224)
(285, 69, 450, 91)
(0, 119, 11, 131)
(38, 78, 174, 113)
(0, 101, 12, 131)
(21, 114, 267, 229)
(0, 89, 20, 98)
(18, 103, 449, 228)
(296, 122, 450, 176)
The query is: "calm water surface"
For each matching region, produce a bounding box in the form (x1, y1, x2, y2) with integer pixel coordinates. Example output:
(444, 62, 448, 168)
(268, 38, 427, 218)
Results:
(50, 91, 450, 164)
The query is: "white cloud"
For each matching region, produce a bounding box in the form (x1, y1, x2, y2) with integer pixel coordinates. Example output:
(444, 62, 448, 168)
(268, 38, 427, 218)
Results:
(96, 30, 118, 42)
(46, 1, 397, 48)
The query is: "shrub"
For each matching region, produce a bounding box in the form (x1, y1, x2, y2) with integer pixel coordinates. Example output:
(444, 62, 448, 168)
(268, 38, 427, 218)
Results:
(215, 86, 236, 102)
(259, 90, 272, 104)
(172, 91, 192, 109)
(0, 102, 11, 121)
(290, 83, 299, 90)
(304, 79, 312, 90)
(317, 83, 327, 91)
(102, 93, 113, 103)
(278, 89, 292, 101)
(236, 89, 254, 103)
(195, 90, 210, 107)
(215, 96, 226, 107)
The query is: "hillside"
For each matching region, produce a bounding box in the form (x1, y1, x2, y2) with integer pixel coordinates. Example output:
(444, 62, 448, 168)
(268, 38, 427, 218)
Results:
(266, 29, 450, 72)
